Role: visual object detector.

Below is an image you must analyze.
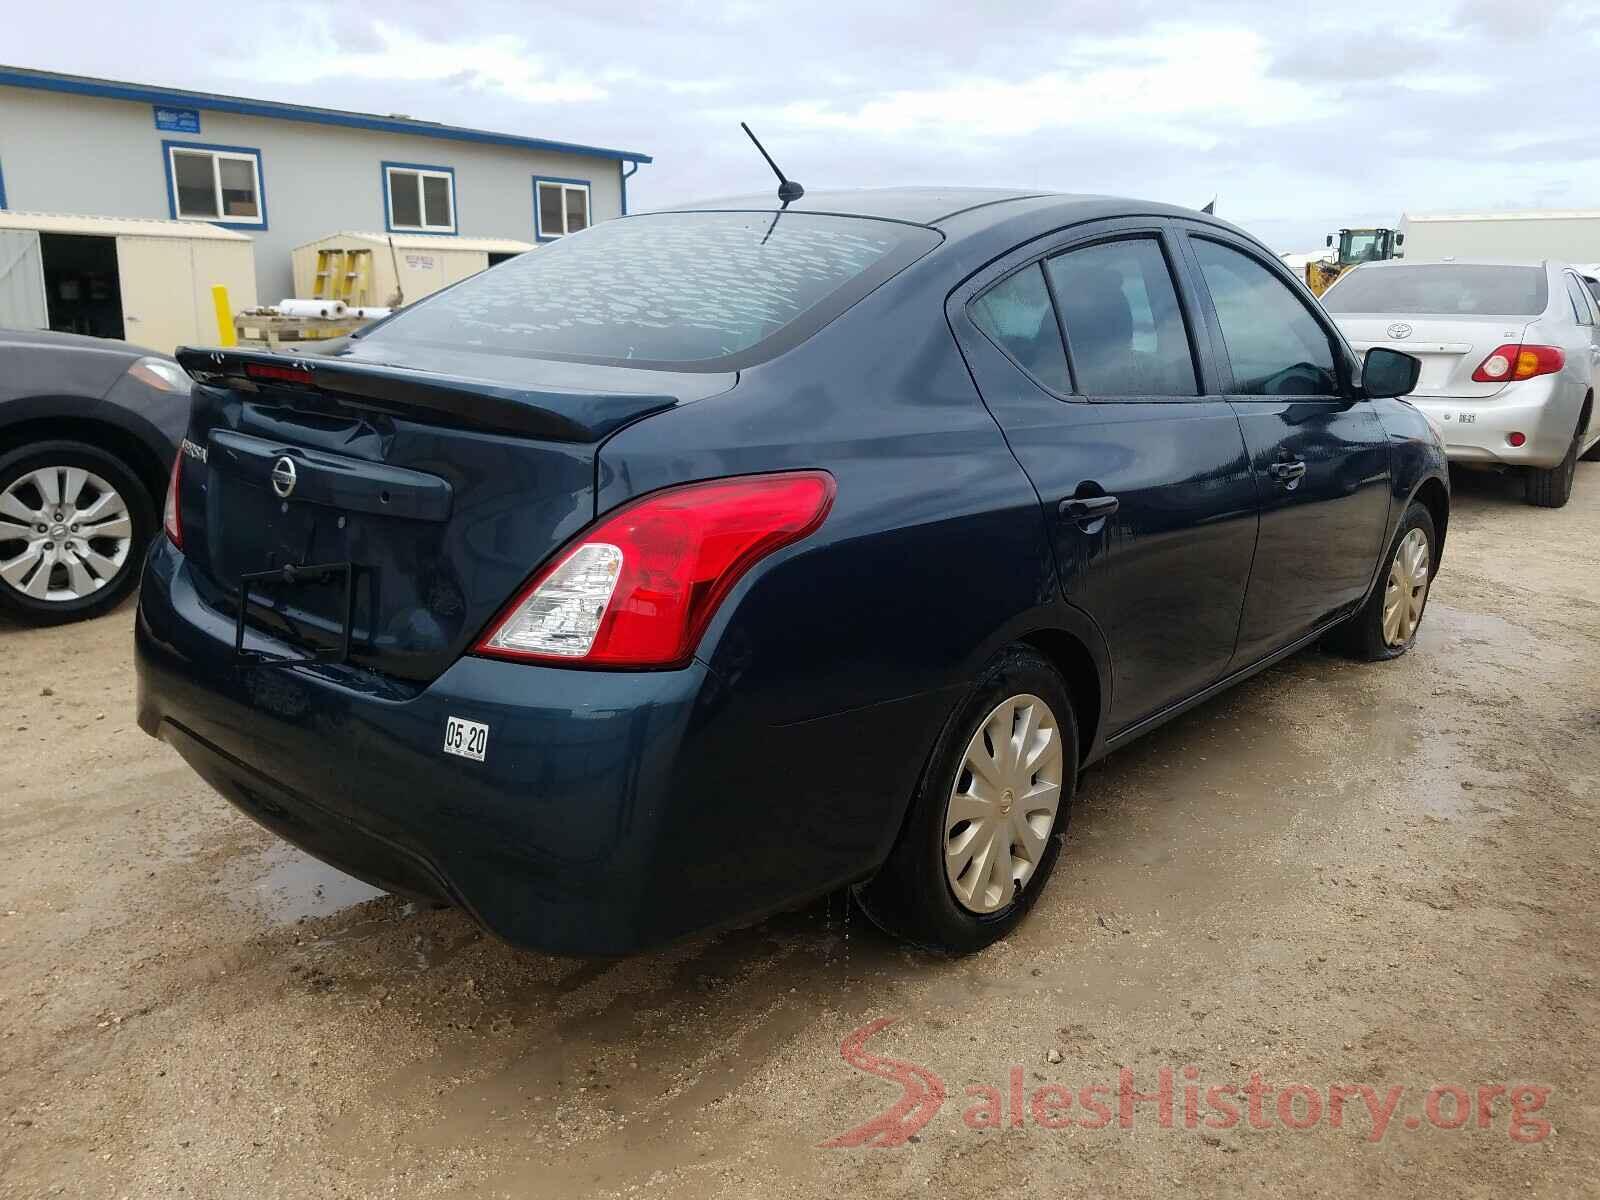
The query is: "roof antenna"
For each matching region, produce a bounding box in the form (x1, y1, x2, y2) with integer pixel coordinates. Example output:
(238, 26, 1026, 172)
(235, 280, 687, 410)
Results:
(742, 122, 804, 206)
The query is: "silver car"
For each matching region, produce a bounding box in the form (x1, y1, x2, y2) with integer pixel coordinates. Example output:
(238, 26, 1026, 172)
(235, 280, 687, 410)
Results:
(1323, 260, 1600, 507)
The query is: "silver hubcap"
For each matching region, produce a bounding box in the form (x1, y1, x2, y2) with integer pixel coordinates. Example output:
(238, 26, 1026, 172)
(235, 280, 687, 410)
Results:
(944, 693, 1065, 915)
(0, 467, 132, 602)
(1382, 527, 1430, 647)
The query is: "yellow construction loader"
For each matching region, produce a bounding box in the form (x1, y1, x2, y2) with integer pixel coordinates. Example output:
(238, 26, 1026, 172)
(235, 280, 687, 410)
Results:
(1306, 227, 1403, 296)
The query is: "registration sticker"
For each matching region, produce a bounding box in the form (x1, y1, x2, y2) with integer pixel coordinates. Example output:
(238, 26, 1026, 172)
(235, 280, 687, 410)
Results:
(443, 716, 489, 762)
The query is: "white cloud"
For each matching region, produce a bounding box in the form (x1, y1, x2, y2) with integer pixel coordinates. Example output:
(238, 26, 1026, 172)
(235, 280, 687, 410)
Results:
(226, 18, 608, 106)
(764, 28, 1334, 145)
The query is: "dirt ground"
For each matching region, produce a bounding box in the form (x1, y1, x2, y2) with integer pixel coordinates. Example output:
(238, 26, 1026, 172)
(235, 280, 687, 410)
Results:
(2, 464, 1597, 1199)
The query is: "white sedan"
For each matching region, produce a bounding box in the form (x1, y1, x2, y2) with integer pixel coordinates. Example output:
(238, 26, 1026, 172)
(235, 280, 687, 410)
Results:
(1324, 260, 1600, 507)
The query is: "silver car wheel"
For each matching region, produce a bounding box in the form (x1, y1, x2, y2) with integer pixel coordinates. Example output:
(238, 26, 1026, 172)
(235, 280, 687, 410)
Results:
(1381, 526, 1430, 647)
(0, 467, 133, 603)
(943, 692, 1065, 915)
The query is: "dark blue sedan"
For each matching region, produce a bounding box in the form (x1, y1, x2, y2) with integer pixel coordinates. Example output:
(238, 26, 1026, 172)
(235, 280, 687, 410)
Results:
(134, 189, 1447, 955)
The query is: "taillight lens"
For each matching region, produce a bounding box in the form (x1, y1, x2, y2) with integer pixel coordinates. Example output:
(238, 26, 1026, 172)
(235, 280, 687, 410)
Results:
(1471, 344, 1564, 383)
(476, 471, 836, 668)
(163, 453, 183, 549)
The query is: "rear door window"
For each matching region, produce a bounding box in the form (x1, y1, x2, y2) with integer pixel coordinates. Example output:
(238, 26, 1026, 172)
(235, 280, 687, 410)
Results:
(1191, 238, 1339, 397)
(969, 264, 1070, 393)
(1044, 237, 1197, 396)
(1563, 274, 1595, 326)
(364, 211, 939, 370)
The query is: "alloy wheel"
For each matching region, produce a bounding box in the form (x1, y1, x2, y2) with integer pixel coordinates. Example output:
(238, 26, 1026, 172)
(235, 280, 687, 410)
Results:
(1381, 526, 1430, 647)
(943, 693, 1065, 914)
(0, 467, 134, 602)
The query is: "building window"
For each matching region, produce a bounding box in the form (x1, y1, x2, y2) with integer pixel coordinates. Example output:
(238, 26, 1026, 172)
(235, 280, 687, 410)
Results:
(384, 163, 456, 233)
(164, 141, 265, 226)
(0, 156, 7, 210)
(535, 178, 590, 240)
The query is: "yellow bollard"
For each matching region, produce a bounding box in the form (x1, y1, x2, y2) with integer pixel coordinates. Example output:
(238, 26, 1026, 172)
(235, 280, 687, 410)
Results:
(211, 285, 238, 348)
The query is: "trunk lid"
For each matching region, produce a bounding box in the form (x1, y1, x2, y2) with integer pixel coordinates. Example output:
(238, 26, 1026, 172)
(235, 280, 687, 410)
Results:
(173, 344, 731, 683)
(1332, 314, 1537, 399)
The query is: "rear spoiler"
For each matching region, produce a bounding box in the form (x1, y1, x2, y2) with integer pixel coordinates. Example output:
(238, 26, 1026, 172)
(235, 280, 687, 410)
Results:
(175, 347, 678, 444)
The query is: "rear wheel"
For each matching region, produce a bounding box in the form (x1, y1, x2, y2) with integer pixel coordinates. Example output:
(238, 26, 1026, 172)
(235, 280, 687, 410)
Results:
(1526, 425, 1580, 508)
(854, 646, 1078, 954)
(1327, 501, 1435, 662)
(0, 441, 155, 625)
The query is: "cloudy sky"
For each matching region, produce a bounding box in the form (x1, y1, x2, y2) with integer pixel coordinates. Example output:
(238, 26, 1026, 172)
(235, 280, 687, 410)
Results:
(8, 0, 1598, 252)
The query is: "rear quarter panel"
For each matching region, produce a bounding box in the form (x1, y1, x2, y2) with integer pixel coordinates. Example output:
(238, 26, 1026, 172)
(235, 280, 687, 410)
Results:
(592, 252, 1098, 887)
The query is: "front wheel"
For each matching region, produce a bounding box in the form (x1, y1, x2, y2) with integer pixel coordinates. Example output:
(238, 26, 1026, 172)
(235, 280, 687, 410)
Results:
(0, 441, 156, 625)
(1327, 500, 1436, 662)
(854, 646, 1078, 954)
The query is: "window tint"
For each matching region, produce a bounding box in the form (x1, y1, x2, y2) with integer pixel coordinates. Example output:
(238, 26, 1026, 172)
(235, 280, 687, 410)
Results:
(1044, 237, 1196, 396)
(1563, 275, 1594, 326)
(168, 146, 263, 225)
(969, 264, 1070, 393)
(1192, 239, 1338, 397)
(367, 211, 936, 367)
(386, 167, 454, 233)
(536, 180, 590, 238)
(1321, 264, 1547, 316)
(172, 151, 217, 218)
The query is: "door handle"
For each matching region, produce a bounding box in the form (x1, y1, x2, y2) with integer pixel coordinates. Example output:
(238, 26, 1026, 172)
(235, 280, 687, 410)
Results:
(1269, 459, 1307, 487)
(1059, 494, 1120, 525)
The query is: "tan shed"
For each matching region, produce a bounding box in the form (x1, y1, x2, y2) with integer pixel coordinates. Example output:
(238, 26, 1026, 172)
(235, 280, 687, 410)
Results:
(0, 211, 256, 355)
(290, 231, 534, 309)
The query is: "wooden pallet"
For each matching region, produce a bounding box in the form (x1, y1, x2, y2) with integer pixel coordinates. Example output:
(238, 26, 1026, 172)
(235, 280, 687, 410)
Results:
(235, 313, 368, 349)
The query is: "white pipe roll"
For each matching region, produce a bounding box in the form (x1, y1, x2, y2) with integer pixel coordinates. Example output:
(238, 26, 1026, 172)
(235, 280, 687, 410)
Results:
(277, 299, 348, 319)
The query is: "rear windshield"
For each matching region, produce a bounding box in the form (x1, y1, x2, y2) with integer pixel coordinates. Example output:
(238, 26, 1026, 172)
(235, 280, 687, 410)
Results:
(363, 211, 938, 370)
(1322, 264, 1548, 316)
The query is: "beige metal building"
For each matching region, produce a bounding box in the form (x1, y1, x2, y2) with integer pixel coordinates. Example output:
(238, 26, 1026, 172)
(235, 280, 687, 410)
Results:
(290, 231, 534, 308)
(0, 210, 256, 354)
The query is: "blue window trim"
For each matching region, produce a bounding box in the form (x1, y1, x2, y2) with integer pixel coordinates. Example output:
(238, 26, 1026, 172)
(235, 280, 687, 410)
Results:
(161, 139, 268, 230)
(533, 176, 591, 243)
(381, 161, 458, 235)
(0, 67, 651, 164)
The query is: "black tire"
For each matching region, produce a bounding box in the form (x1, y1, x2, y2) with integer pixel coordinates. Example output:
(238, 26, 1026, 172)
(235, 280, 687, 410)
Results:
(0, 440, 157, 626)
(1326, 500, 1436, 662)
(854, 645, 1079, 954)
(1526, 426, 1580, 508)
(1581, 435, 1600, 463)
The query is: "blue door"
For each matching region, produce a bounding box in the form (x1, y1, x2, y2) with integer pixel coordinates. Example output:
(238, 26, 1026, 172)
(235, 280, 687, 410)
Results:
(1176, 230, 1393, 666)
(949, 220, 1259, 734)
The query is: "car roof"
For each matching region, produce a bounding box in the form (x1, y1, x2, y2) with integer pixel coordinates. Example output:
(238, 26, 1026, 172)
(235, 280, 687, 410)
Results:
(648, 188, 1254, 254)
(657, 187, 1049, 225)
(1350, 258, 1552, 270)
(0, 327, 155, 358)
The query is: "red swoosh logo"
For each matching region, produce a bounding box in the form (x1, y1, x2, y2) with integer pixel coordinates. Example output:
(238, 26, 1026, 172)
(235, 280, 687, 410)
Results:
(821, 1017, 946, 1148)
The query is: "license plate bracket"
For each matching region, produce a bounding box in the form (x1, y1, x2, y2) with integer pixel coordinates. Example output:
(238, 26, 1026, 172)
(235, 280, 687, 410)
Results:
(235, 561, 355, 668)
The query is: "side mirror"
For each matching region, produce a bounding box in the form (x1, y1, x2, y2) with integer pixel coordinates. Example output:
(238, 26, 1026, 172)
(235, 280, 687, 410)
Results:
(1325, 234, 1333, 247)
(1395, 232, 1405, 247)
(1362, 347, 1421, 398)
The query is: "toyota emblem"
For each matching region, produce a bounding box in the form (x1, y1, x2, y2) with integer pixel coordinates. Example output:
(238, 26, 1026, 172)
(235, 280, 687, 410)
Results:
(270, 456, 298, 499)
(1386, 322, 1413, 340)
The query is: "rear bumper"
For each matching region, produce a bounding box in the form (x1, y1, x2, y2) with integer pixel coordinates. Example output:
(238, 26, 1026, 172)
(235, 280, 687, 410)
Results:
(136, 538, 931, 955)
(1407, 378, 1581, 468)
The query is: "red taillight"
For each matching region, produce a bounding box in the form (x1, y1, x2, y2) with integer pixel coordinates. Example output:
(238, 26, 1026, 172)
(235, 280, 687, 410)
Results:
(475, 471, 836, 668)
(162, 452, 183, 549)
(1471, 344, 1564, 383)
(1508, 431, 1527, 447)
(244, 361, 314, 385)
